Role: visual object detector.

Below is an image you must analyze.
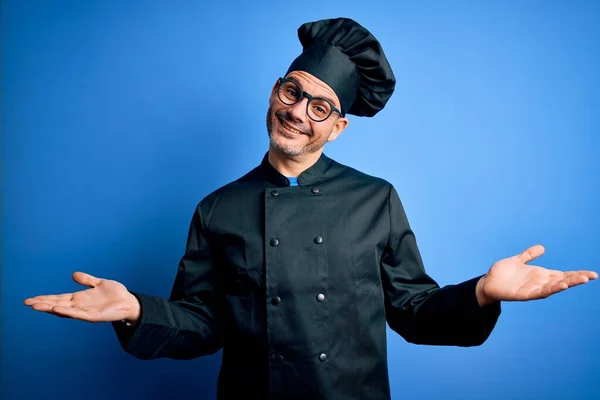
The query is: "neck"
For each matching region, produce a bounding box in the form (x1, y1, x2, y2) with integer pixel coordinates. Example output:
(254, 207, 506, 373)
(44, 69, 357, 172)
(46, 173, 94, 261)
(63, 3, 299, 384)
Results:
(267, 146, 323, 177)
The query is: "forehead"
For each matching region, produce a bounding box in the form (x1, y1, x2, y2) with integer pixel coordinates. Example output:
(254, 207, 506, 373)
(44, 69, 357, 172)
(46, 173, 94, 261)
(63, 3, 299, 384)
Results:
(284, 70, 341, 108)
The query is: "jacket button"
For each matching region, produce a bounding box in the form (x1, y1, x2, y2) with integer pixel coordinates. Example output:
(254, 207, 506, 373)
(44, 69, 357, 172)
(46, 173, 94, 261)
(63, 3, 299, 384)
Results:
(314, 236, 323, 244)
(311, 188, 320, 194)
(316, 293, 325, 302)
(319, 353, 327, 362)
(271, 296, 282, 305)
(269, 353, 276, 361)
(270, 238, 279, 247)
(271, 189, 279, 197)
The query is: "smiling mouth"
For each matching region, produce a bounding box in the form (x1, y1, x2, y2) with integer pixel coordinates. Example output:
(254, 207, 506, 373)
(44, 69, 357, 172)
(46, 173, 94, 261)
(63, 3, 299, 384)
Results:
(279, 118, 306, 136)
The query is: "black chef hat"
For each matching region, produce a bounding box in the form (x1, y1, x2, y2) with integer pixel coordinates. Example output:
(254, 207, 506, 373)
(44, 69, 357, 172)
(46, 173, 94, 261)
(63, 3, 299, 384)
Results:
(285, 17, 396, 117)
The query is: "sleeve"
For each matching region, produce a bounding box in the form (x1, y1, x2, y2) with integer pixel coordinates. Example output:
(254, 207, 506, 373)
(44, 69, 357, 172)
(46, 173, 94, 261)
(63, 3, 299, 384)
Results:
(111, 201, 224, 360)
(381, 185, 501, 347)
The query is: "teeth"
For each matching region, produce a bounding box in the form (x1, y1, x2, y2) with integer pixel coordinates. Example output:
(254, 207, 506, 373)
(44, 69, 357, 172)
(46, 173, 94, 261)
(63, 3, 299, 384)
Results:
(282, 120, 301, 135)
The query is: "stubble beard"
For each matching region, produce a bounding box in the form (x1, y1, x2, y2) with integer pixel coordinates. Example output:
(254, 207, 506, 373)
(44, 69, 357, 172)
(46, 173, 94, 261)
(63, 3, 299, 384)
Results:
(266, 104, 328, 157)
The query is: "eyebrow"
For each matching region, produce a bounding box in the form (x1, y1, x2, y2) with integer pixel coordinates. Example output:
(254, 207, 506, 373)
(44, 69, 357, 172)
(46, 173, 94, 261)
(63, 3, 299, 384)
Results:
(287, 77, 340, 109)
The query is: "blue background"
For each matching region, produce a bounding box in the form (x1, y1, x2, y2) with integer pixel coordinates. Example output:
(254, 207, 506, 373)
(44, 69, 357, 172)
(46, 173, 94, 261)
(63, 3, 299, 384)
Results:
(2, 1, 599, 399)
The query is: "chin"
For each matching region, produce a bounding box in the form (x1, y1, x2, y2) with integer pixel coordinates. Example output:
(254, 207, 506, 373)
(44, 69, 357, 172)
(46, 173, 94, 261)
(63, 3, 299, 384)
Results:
(270, 135, 304, 157)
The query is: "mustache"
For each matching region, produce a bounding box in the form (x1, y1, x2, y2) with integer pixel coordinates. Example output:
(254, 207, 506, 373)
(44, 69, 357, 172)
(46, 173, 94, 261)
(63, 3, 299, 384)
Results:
(275, 110, 312, 136)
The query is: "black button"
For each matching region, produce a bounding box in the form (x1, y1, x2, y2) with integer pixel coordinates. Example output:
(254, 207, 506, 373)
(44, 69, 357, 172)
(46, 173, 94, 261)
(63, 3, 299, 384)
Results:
(311, 188, 320, 194)
(270, 238, 279, 247)
(316, 293, 325, 302)
(278, 354, 284, 361)
(314, 236, 323, 244)
(269, 353, 276, 361)
(271, 189, 279, 197)
(271, 296, 282, 305)
(319, 353, 327, 362)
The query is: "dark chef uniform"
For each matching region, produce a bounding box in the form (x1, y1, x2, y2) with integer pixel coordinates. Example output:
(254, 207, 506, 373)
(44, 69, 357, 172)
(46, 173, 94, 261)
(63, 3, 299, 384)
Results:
(112, 18, 501, 400)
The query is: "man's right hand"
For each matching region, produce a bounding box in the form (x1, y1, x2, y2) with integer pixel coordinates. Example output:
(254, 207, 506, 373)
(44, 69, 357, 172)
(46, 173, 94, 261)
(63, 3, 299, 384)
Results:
(24, 272, 141, 324)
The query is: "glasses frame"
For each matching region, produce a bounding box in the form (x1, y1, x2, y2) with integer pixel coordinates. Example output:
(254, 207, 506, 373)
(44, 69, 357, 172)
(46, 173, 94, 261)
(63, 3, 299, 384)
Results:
(276, 77, 343, 122)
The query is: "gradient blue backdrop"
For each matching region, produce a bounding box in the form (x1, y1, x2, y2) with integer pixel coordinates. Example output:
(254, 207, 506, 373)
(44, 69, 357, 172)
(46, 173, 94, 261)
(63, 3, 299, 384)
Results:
(2, 1, 599, 399)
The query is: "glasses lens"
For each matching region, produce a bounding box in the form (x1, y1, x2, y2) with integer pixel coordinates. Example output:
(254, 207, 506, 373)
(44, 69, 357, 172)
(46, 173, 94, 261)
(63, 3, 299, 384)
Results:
(307, 98, 332, 122)
(278, 81, 302, 105)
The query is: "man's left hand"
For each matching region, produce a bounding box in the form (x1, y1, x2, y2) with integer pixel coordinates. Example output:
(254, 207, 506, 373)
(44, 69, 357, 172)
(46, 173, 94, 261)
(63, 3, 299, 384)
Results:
(475, 245, 597, 306)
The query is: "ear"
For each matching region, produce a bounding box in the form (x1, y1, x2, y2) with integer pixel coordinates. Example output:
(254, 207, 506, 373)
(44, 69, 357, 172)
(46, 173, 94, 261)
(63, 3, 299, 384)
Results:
(327, 117, 349, 142)
(270, 80, 279, 97)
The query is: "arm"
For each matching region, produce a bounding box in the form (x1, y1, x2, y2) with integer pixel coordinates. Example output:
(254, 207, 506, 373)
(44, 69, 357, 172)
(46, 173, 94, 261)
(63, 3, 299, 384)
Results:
(381, 185, 501, 347)
(112, 201, 224, 360)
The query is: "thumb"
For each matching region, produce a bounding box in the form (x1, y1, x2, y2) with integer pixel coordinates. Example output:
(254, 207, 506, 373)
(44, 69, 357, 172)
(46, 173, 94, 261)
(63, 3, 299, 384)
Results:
(72, 271, 103, 288)
(517, 244, 545, 264)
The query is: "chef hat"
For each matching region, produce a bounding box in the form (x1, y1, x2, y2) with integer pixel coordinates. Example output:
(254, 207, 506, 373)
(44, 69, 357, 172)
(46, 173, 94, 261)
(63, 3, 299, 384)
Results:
(285, 17, 396, 117)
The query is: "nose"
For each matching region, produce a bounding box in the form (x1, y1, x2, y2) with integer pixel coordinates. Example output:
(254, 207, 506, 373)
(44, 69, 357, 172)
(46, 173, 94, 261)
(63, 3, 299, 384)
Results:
(287, 96, 309, 123)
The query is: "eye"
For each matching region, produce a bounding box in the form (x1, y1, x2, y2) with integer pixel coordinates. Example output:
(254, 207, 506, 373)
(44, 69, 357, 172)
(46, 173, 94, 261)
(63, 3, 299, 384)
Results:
(310, 99, 331, 117)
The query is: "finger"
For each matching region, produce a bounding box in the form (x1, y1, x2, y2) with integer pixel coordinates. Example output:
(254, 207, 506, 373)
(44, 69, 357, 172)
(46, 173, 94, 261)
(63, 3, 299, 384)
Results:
(518, 245, 545, 264)
(545, 276, 592, 295)
(562, 273, 592, 288)
(50, 306, 97, 321)
(24, 293, 74, 305)
(572, 270, 598, 280)
(26, 298, 75, 308)
(30, 302, 74, 313)
(29, 302, 55, 312)
(525, 285, 552, 300)
(72, 272, 102, 288)
(546, 269, 566, 277)
(29, 307, 74, 319)
(528, 266, 563, 278)
(28, 303, 101, 322)
(523, 277, 565, 299)
(561, 271, 597, 281)
(534, 281, 567, 299)
(532, 269, 597, 282)
(550, 281, 569, 292)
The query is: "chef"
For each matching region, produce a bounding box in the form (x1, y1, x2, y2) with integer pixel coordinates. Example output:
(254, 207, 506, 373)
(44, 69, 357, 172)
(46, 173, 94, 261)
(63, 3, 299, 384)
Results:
(24, 17, 597, 400)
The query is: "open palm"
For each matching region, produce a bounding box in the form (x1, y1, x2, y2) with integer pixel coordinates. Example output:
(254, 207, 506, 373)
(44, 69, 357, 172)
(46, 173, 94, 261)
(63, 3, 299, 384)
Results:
(24, 272, 139, 322)
(479, 245, 597, 303)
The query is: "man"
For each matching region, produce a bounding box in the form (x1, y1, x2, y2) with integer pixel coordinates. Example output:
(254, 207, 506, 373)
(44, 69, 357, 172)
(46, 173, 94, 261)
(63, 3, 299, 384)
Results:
(24, 18, 597, 399)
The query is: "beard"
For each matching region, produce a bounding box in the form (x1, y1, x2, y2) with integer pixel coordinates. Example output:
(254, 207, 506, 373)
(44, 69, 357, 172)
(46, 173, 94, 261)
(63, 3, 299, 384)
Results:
(266, 103, 328, 157)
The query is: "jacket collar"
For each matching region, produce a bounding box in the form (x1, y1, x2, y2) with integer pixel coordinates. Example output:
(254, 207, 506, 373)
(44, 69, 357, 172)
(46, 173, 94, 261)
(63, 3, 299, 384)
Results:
(259, 150, 333, 187)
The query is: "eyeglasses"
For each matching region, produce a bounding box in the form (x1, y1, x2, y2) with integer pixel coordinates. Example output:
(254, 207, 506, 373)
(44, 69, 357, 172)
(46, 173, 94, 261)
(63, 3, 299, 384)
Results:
(276, 78, 342, 122)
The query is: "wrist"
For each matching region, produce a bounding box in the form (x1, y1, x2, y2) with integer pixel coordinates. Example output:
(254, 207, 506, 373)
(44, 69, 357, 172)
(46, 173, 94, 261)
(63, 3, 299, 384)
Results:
(124, 292, 141, 325)
(476, 275, 494, 307)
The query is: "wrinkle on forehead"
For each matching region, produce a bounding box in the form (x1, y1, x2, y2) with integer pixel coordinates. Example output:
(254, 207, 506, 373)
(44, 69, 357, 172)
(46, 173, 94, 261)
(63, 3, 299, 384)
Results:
(285, 70, 341, 109)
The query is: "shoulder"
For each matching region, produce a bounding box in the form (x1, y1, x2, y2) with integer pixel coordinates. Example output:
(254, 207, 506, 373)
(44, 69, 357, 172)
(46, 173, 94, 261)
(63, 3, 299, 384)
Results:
(193, 165, 263, 220)
(328, 156, 394, 192)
